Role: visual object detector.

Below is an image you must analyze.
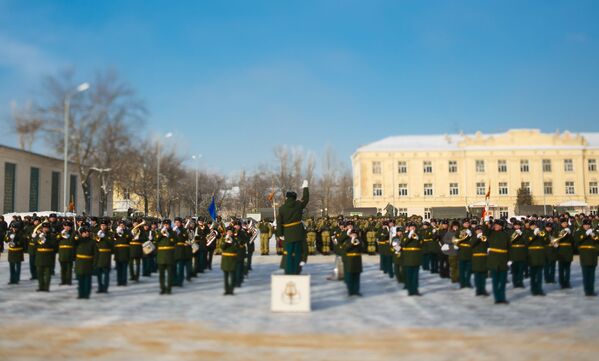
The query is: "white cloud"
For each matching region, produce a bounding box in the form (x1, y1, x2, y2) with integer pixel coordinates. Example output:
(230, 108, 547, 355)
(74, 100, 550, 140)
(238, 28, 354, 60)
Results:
(0, 33, 59, 77)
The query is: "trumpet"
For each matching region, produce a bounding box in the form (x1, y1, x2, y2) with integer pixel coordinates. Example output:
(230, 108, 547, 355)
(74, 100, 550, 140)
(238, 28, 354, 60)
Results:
(161, 227, 169, 238)
(478, 234, 487, 242)
(351, 237, 360, 246)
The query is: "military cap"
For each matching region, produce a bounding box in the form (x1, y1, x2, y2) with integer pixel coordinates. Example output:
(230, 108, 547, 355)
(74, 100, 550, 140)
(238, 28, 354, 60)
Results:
(91, 217, 98, 222)
(100, 218, 110, 225)
(423, 221, 431, 227)
(10, 221, 22, 229)
(41, 222, 50, 228)
(63, 221, 73, 227)
(163, 219, 172, 225)
(441, 220, 449, 225)
(545, 222, 554, 228)
(49, 213, 57, 218)
(536, 220, 545, 228)
(118, 219, 126, 225)
(174, 217, 183, 222)
(559, 218, 568, 223)
(474, 225, 483, 231)
(494, 219, 505, 227)
(396, 226, 405, 233)
(79, 226, 90, 233)
(407, 222, 416, 227)
(286, 191, 297, 199)
(451, 220, 460, 227)
(582, 219, 592, 226)
(345, 220, 354, 226)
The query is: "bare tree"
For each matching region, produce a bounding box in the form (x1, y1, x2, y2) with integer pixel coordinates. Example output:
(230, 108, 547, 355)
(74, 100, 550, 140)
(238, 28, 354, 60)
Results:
(10, 100, 43, 150)
(34, 68, 146, 215)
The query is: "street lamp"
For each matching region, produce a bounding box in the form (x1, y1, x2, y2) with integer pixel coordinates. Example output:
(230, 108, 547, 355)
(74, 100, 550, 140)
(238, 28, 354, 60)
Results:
(90, 167, 112, 216)
(192, 154, 202, 216)
(63, 82, 90, 213)
(156, 132, 173, 217)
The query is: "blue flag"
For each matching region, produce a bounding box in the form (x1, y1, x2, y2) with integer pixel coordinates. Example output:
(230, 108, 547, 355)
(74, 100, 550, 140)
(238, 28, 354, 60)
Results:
(208, 196, 217, 221)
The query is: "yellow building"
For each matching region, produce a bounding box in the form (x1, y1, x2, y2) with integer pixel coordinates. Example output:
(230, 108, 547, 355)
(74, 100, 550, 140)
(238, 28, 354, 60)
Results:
(352, 129, 599, 218)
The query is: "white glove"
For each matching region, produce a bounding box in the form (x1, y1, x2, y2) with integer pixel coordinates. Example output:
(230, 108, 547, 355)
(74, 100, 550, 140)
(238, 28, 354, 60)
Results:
(516, 229, 522, 235)
(279, 236, 285, 241)
(299, 261, 306, 267)
(441, 244, 450, 252)
(466, 229, 472, 237)
(301, 180, 308, 188)
(534, 228, 540, 236)
(477, 233, 482, 239)
(564, 228, 571, 234)
(455, 244, 460, 250)
(9, 234, 15, 240)
(408, 230, 415, 238)
(507, 261, 513, 267)
(586, 229, 593, 236)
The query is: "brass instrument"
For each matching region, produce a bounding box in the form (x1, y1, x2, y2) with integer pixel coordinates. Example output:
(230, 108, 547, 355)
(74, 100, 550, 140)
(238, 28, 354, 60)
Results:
(131, 220, 146, 240)
(31, 217, 47, 238)
(350, 236, 360, 246)
(248, 220, 258, 244)
(206, 223, 218, 247)
(452, 229, 470, 246)
(478, 234, 487, 242)
(510, 229, 522, 242)
(224, 234, 233, 244)
(550, 229, 570, 247)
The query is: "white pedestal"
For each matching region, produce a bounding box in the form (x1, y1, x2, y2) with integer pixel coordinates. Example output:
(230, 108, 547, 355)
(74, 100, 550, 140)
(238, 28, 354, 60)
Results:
(271, 274, 311, 312)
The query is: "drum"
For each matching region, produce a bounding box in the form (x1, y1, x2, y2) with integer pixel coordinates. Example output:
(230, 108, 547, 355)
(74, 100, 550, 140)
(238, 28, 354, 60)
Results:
(142, 240, 155, 255)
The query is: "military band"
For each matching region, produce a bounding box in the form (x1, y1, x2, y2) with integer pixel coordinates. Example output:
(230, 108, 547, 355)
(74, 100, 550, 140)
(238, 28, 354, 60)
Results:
(1, 207, 598, 304)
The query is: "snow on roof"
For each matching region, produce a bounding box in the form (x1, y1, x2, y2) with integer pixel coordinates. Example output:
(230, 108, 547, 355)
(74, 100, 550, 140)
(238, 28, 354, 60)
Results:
(355, 130, 599, 153)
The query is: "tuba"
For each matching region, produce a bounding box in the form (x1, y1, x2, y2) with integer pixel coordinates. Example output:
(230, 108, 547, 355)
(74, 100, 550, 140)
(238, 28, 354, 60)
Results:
(131, 220, 146, 240)
(248, 221, 258, 244)
(206, 223, 218, 247)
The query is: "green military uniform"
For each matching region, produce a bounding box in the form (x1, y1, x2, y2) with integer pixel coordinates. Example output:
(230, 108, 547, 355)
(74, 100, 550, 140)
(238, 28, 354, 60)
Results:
(556, 225, 574, 289)
(34, 230, 58, 292)
(220, 235, 238, 295)
(366, 223, 377, 255)
(74, 233, 96, 299)
(376, 226, 393, 278)
(306, 221, 317, 256)
(155, 228, 176, 295)
(129, 226, 144, 281)
(487, 226, 510, 304)
(509, 228, 527, 288)
(320, 222, 332, 255)
(544, 227, 558, 284)
(233, 228, 247, 287)
(574, 225, 598, 296)
(339, 235, 363, 296)
(57, 230, 76, 285)
(5, 228, 25, 284)
(258, 221, 272, 255)
(456, 228, 473, 288)
(275, 186, 309, 275)
(95, 229, 113, 293)
(113, 229, 131, 286)
(400, 230, 422, 296)
(173, 226, 192, 286)
(470, 231, 489, 296)
(25, 222, 38, 280)
(527, 228, 548, 296)
(420, 226, 436, 272)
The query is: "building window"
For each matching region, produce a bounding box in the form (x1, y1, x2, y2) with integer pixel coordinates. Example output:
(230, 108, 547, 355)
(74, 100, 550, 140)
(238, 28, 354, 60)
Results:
(590, 181, 598, 195)
(372, 161, 382, 175)
(398, 183, 408, 197)
(565, 181, 575, 195)
(449, 182, 459, 196)
(398, 161, 407, 174)
(589, 159, 597, 172)
(51, 171, 60, 211)
(520, 160, 529, 173)
(3, 163, 16, 213)
(498, 207, 509, 218)
(591, 207, 598, 216)
(423, 183, 433, 196)
(373, 183, 383, 197)
(476, 182, 486, 196)
(448, 160, 458, 173)
(29, 167, 40, 212)
(423, 161, 432, 173)
(521, 181, 531, 194)
(542, 159, 552, 172)
(498, 160, 507, 173)
(498, 182, 508, 195)
(424, 208, 431, 219)
(397, 208, 408, 217)
(564, 159, 573, 172)
(544, 181, 553, 195)
(475, 160, 485, 173)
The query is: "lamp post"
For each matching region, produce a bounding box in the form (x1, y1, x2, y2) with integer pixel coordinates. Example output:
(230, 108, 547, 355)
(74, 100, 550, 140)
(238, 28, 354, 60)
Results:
(63, 82, 90, 214)
(157, 132, 173, 217)
(192, 154, 202, 216)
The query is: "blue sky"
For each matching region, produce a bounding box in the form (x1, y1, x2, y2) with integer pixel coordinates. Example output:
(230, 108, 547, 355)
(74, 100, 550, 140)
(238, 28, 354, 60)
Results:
(1, 0, 598, 174)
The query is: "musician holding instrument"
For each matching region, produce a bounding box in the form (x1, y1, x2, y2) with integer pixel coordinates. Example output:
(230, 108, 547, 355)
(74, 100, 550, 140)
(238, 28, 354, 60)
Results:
(113, 220, 131, 287)
(232, 220, 248, 287)
(526, 221, 548, 296)
(338, 227, 363, 296)
(543, 222, 558, 284)
(555, 218, 574, 289)
(33, 222, 57, 292)
(57, 221, 76, 285)
(193, 218, 210, 275)
(574, 219, 598, 296)
(26, 217, 40, 280)
(74, 226, 96, 299)
(95, 219, 113, 293)
(140, 221, 153, 277)
(155, 219, 176, 295)
(4, 221, 25, 285)
(220, 227, 238, 295)
(508, 221, 527, 288)
(172, 217, 192, 286)
(455, 219, 474, 289)
(376, 221, 394, 279)
(487, 220, 510, 304)
(470, 225, 489, 297)
(401, 222, 423, 296)
(129, 219, 145, 282)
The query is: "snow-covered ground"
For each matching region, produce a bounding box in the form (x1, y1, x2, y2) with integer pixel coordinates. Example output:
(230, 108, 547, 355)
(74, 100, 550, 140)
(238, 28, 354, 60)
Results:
(1, 253, 598, 360)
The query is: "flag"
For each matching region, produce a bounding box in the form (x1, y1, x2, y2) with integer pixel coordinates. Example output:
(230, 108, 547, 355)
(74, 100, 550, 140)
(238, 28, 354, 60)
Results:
(208, 196, 217, 221)
(267, 190, 275, 203)
(482, 184, 491, 222)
